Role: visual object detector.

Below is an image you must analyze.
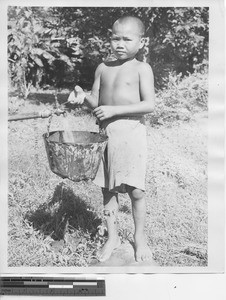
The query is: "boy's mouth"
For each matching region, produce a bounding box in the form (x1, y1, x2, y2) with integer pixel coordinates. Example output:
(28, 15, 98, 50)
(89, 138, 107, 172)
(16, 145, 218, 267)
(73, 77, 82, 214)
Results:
(116, 51, 126, 55)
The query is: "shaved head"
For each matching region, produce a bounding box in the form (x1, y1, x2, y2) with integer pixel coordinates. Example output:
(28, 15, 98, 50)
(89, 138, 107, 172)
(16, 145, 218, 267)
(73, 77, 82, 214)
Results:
(112, 16, 145, 37)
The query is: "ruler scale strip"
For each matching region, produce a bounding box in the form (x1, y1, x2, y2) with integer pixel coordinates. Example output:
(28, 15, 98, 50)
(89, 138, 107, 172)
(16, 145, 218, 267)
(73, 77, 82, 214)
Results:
(0, 277, 105, 296)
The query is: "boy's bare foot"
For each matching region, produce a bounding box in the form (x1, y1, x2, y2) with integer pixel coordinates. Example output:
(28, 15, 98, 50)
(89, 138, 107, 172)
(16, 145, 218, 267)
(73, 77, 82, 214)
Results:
(134, 235, 153, 262)
(97, 236, 121, 262)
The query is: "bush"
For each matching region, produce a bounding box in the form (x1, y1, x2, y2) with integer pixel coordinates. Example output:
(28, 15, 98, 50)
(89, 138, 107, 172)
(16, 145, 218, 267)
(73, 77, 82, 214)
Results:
(8, 7, 79, 98)
(148, 61, 208, 126)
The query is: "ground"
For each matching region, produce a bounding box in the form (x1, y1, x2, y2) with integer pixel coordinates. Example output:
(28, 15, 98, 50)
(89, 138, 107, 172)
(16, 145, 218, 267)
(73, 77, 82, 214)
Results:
(7, 92, 208, 267)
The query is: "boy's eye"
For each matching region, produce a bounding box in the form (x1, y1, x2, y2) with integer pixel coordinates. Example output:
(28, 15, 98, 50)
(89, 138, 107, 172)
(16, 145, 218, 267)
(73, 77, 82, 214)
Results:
(111, 36, 132, 42)
(111, 37, 120, 41)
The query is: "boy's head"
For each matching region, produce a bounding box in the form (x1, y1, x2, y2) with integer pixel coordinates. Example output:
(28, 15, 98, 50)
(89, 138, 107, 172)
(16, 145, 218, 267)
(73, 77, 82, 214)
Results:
(113, 16, 145, 37)
(111, 16, 145, 60)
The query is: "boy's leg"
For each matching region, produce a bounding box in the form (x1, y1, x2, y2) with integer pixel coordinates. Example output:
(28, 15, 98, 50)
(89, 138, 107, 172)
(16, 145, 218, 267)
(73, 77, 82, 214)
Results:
(127, 186, 152, 262)
(97, 188, 121, 262)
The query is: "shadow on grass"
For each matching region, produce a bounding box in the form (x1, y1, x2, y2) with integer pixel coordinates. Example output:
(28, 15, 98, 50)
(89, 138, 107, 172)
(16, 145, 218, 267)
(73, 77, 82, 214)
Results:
(119, 204, 131, 214)
(25, 182, 102, 241)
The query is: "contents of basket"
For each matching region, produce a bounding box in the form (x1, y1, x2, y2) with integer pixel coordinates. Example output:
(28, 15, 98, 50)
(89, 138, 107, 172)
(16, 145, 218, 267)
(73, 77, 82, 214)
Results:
(43, 131, 108, 182)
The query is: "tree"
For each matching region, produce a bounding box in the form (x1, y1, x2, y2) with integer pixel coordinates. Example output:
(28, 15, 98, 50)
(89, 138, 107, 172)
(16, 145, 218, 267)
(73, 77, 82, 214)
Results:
(8, 6, 209, 94)
(146, 7, 209, 87)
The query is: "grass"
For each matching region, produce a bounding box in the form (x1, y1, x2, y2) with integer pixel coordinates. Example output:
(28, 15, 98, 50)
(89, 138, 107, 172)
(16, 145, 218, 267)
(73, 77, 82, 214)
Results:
(8, 92, 208, 267)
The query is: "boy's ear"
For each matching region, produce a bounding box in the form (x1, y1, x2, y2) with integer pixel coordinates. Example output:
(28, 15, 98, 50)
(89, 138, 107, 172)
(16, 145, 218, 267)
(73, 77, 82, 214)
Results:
(139, 37, 145, 49)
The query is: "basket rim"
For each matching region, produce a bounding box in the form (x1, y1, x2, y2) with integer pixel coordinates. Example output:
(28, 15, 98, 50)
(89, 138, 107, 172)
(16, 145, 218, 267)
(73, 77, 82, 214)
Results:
(43, 130, 108, 145)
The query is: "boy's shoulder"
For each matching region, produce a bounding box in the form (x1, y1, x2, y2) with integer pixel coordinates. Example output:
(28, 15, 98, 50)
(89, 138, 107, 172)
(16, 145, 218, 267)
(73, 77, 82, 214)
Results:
(135, 60, 154, 77)
(135, 60, 152, 70)
(95, 62, 106, 75)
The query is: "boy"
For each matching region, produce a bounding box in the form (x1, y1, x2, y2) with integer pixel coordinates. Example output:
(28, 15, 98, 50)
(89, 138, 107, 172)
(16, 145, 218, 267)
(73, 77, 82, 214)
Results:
(68, 16, 155, 262)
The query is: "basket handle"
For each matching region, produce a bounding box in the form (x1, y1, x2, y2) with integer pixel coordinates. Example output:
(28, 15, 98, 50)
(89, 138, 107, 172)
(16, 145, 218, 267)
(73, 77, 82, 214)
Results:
(46, 114, 54, 138)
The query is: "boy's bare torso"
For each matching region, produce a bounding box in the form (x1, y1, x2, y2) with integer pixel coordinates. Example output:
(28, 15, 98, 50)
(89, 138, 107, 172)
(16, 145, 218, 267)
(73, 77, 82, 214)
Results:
(99, 59, 142, 106)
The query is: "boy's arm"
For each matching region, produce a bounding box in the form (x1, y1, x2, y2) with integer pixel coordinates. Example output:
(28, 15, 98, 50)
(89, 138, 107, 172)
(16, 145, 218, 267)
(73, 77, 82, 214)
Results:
(139, 63, 155, 112)
(94, 63, 155, 120)
(67, 63, 103, 108)
(84, 63, 104, 109)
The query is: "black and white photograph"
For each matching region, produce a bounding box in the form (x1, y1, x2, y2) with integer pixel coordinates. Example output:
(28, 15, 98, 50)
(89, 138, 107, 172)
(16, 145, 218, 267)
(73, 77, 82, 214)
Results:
(0, 0, 224, 275)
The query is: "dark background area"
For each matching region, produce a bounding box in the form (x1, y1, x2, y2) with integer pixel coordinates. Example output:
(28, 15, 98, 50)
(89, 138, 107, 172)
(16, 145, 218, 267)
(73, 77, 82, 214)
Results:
(8, 6, 208, 97)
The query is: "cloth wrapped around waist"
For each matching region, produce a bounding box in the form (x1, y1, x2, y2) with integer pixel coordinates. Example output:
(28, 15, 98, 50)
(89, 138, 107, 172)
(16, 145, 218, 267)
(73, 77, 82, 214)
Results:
(93, 116, 147, 193)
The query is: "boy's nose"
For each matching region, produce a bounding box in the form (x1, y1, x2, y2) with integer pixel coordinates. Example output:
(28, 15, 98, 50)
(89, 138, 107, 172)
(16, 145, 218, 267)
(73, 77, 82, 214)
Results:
(116, 44, 124, 49)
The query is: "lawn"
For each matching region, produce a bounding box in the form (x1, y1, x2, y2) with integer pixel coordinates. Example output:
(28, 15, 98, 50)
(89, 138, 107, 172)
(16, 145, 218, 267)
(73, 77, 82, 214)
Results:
(8, 92, 208, 267)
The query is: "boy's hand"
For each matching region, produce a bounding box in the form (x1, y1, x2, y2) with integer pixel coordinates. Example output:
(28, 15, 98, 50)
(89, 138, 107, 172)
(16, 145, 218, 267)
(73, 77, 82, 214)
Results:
(93, 106, 118, 121)
(67, 85, 86, 104)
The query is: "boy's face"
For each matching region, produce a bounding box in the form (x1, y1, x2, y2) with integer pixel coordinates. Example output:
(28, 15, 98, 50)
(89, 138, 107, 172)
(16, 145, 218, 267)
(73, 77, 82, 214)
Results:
(110, 21, 144, 60)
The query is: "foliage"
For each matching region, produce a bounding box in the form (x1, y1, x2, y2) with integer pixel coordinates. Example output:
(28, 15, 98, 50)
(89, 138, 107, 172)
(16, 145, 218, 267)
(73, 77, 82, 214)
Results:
(8, 7, 80, 98)
(8, 6, 209, 93)
(148, 61, 208, 126)
(146, 7, 209, 88)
